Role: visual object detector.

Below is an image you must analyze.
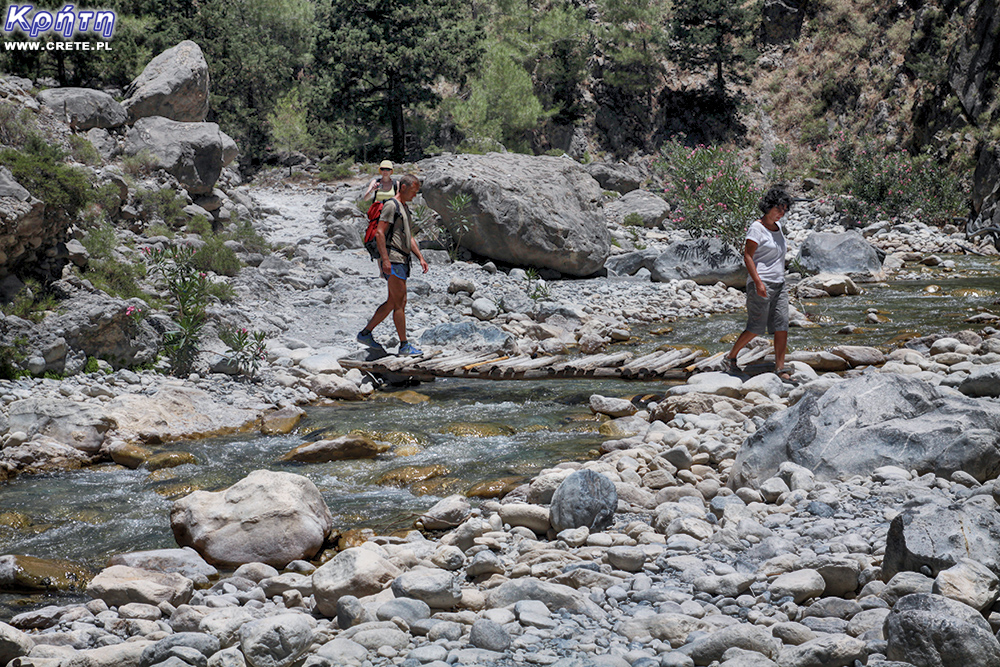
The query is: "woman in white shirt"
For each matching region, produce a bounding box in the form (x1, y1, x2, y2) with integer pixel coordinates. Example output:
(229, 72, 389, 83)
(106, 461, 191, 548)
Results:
(725, 188, 794, 380)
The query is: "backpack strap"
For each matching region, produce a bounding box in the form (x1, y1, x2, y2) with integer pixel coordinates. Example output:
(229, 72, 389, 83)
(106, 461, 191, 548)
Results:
(382, 199, 409, 257)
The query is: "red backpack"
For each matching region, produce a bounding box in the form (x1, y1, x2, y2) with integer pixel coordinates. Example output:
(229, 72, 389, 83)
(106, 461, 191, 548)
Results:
(363, 180, 398, 260)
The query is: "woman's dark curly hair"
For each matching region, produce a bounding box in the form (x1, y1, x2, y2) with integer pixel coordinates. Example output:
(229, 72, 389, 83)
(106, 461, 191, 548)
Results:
(759, 187, 793, 215)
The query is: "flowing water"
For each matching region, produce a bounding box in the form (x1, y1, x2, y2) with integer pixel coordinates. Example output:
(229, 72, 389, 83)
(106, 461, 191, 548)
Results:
(0, 255, 997, 616)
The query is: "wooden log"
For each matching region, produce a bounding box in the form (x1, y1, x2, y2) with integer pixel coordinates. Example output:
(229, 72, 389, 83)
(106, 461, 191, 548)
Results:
(421, 352, 486, 371)
(620, 350, 669, 371)
(463, 356, 509, 371)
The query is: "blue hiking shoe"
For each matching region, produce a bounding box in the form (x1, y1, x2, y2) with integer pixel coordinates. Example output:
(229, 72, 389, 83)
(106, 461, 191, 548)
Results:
(398, 341, 422, 356)
(356, 330, 385, 353)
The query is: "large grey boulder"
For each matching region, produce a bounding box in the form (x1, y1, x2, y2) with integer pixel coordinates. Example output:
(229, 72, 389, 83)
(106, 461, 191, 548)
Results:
(170, 470, 333, 567)
(48, 294, 159, 369)
(959, 363, 1000, 398)
(885, 593, 1000, 667)
(650, 238, 747, 287)
(549, 469, 618, 533)
(418, 153, 611, 276)
(86, 565, 193, 607)
(312, 547, 401, 617)
(108, 547, 218, 586)
(123, 40, 210, 122)
(883, 502, 1000, 581)
(728, 373, 1000, 489)
(584, 162, 642, 194)
(106, 385, 261, 443)
(7, 398, 115, 453)
(796, 231, 882, 275)
(36, 87, 126, 130)
(605, 190, 670, 228)
(604, 249, 660, 277)
(124, 116, 238, 194)
(0, 168, 57, 270)
(390, 568, 462, 609)
(0, 621, 34, 665)
(486, 577, 606, 620)
(239, 614, 315, 667)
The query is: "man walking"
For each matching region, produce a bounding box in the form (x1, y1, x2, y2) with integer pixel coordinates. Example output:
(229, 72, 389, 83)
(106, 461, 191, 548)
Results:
(357, 173, 429, 356)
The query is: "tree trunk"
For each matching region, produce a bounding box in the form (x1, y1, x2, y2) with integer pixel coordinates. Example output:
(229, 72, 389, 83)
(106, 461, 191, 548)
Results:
(389, 99, 405, 162)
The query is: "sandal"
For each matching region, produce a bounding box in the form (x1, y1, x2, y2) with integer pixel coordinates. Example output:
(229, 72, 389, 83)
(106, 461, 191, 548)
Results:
(724, 357, 740, 375)
(776, 370, 798, 385)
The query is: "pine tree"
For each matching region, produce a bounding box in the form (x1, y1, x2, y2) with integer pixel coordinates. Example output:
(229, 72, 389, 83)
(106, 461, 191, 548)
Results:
(310, 0, 483, 161)
(671, 0, 758, 90)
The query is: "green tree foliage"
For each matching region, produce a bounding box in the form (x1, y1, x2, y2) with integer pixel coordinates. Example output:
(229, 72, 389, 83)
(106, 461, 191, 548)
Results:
(597, 0, 667, 107)
(485, 0, 593, 125)
(309, 0, 482, 161)
(455, 45, 547, 152)
(671, 0, 758, 90)
(193, 0, 315, 166)
(268, 85, 314, 155)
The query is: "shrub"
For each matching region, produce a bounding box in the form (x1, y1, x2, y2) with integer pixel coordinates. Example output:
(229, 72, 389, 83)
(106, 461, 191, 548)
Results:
(622, 212, 643, 227)
(186, 215, 212, 236)
(68, 135, 102, 165)
(655, 139, 762, 252)
(134, 188, 187, 228)
(231, 217, 271, 254)
(0, 102, 36, 148)
(0, 135, 91, 223)
(219, 325, 268, 378)
(772, 143, 790, 166)
(81, 220, 119, 259)
(316, 160, 353, 181)
(85, 258, 149, 301)
(122, 149, 159, 177)
(0, 336, 28, 380)
(192, 236, 241, 277)
(146, 223, 175, 239)
(835, 139, 968, 224)
(206, 281, 236, 302)
(2, 279, 58, 323)
(144, 245, 210, 376)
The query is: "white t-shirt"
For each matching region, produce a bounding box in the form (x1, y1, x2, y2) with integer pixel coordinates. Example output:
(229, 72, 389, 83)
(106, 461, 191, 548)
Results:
(745, 220, 786, 283)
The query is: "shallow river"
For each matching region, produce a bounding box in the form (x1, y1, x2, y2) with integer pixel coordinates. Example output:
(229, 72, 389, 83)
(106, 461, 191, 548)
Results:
(0, 255, 996, 616)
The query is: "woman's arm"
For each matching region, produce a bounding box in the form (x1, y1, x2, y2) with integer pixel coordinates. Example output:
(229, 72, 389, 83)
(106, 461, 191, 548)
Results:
(743, 239, 766, 297)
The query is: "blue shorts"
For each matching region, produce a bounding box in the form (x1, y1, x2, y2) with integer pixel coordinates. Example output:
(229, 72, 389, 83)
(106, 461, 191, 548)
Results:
(382, 262, 409, 281)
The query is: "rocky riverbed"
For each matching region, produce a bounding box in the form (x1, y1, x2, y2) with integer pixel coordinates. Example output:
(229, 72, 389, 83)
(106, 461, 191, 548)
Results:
(2, 177, 1000, 667)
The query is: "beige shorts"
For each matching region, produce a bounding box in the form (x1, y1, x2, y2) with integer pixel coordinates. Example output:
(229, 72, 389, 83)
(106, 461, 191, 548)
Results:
(746, 279, 789, 335)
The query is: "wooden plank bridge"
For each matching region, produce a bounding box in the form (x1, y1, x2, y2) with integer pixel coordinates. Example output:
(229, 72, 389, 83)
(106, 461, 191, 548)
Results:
(340, 347, 727, 382)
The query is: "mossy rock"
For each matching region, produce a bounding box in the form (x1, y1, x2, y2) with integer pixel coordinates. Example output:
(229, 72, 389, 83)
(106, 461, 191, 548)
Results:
(352, 429, 430, 448)
(383, 390, 431, 404)
(376, 464, 450, 487)
(261, 406, 306, 435)
(338, 528, 376, 550)
(0, 555, 91, 592)
(465, 476, 525, 499)
(392, 445, 424, 457)
(954, 288, 996, 297)
(152, 482, 197, 499)
(0, 511, 31, 530)
(411, 476, 464, 497)
(441, 422, 516, 438)
(282, 435, 388, 462)
(109, 442, 154, 469)
(145, 451, 197, 471)
(144, 468, 181, 483)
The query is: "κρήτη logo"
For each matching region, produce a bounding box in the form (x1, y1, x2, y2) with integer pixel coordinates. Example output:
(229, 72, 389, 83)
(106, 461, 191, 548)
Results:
(4, 5, 116, 39)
